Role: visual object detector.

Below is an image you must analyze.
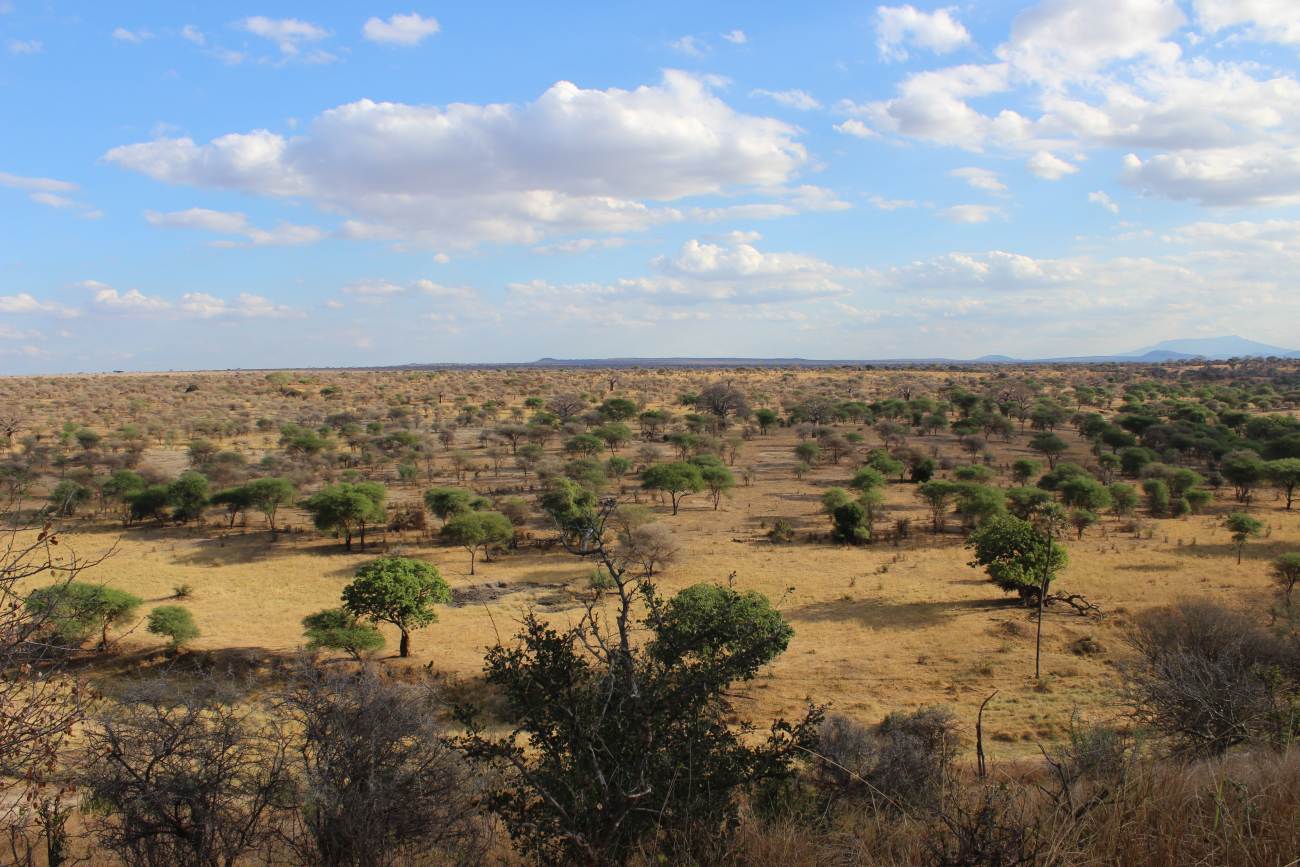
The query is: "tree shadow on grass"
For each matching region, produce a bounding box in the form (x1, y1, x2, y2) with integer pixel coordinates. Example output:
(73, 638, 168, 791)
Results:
(1169, 540, 1295, 563)
(786, 596, 1015, 630)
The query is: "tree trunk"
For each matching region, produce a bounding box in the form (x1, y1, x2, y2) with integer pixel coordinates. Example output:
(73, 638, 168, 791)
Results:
(399, 628, 410, 657)
(469, 549, 476, 575)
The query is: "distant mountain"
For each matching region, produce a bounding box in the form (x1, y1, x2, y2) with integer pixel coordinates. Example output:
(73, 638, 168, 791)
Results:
(1124, 336, 1300, 360)
(383, 337, 1299, 371)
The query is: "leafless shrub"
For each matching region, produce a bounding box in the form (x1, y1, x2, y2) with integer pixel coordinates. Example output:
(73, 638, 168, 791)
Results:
(1124, 599, 1298, 757)
(274, 665, 491, 867)
(80, 678, 291, 867)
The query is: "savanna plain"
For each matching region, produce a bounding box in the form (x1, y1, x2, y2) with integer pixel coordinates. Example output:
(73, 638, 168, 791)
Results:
(4, 359, 1300, 865)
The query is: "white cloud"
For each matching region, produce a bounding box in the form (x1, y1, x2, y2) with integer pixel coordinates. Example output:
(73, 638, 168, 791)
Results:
(178, 292, 297, 319)
(180, 24, 205, 45)
(876, 5, 971, 61)
(91, 286, 171, 313)
(0, 172, 75, 193)
(362, 12, 440, 46)
(0, 293, 74, 316)
(342, 279, 406, 297)
(1088, 190, 1120, 213)
(532, 237, 628, 255)
(751, 88, 821, 110)
(144, 207, 324, 246)
(938, 204, 1004, 223)
(834, 119, 879, 139)
(951, 167, 1007, 193)
(670, 35, 705, 57)
(721, 29, 747, 44)
(998, 0, 1185, 85)
(106, 71, 811, 247)
(28, 192, 75, 209)
(1026, 150, 1078, 179)
(840, 0, 1300, 209)
(112, 27, 153, 44)
(868, 195, 917, 210)
(75, 281, 297, 320)
(1194, 0, 1300, 44)
(1122, 147, 1300, 207)
(7, 39, 41, 55)
(238, 16, 328, 56)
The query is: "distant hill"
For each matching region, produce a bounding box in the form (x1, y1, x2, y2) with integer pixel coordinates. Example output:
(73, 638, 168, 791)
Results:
(382, 336, 1300, 371)
(1123, 336, 1300, 360)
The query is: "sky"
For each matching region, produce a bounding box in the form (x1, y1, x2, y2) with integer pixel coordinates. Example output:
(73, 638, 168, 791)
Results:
(2, 1, 1300, 373)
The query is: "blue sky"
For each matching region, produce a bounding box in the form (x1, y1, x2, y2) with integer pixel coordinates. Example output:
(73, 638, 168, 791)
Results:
(2, 1, 1299, 372)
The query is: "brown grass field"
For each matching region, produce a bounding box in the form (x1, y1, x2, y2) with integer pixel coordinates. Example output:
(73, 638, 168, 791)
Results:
(4, 363, 1298, 758)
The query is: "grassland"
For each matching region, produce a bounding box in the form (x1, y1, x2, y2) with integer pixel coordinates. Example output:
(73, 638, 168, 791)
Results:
(4, 362, 1298, 756)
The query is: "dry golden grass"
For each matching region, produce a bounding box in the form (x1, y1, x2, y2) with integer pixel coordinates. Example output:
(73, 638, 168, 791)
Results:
(44, 444, 1295, 758)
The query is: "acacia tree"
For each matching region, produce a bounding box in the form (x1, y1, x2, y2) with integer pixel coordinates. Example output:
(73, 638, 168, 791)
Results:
(640, 462, 704, 515)
(245, 477, 295, 538)
(1265, 458, 1300, 510)
(460, 494, 821, 865)
(917, 480, 961, 533)
(341, 556, 450, 657)
(441, 510, 514, 574)
(695, 382, 750, 428)
(1224, 512, 1264, 564)
(1273, 553, 1300, 610)
(967, 510, 1070, 678)
(1029, 432, 1068, 469)
(25, 581, 142, 650)
(303, 482, 387, 551)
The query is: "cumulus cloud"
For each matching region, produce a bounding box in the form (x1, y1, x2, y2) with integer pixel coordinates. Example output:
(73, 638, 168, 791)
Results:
(91, 286, 171, 313)
(651, 237, 856, 302)
(1088, 190, 1120, 213)
(178, 292, 297, 319)
(1194, 0, 1300, 44)
(670, 35, 705, 57)
(180, 24, 205, 45)
(1026, 150, 1078, 179)
(721, 29, 747, 44)
(238, 16, 332, 61)
(106, 72, 813, 247)
(951, 167, 1007, 193)
(834, 119, 879, 139)
(876, 5, 971, 61)
(1122, 147, 1300, 207)
(840, 0, 1300, 208)
(0, 293, 75, 317)
(145, 208, 325, 246)
(750, 88, 821, 110)
(362, 12, 440, 46)
(74, 281, 297, 319)
(7, 39, 41, 55)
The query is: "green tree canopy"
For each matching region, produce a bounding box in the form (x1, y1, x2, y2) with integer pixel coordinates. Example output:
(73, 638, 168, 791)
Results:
(26, 582, 142, 649)
(341, 556, 450, 657)
(147, 605, 199, 649)
(966, 514, 1068, 603)
(303, 482, 387, 551)
(441, 510, 514, 574)
(640, 462, 704, 515)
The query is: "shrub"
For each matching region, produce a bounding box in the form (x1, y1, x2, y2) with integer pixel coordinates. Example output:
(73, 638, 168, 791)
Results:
(1124, 600, 1297, 756)
(302, 608, 385, 659)
(146, 605, 199, 649)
